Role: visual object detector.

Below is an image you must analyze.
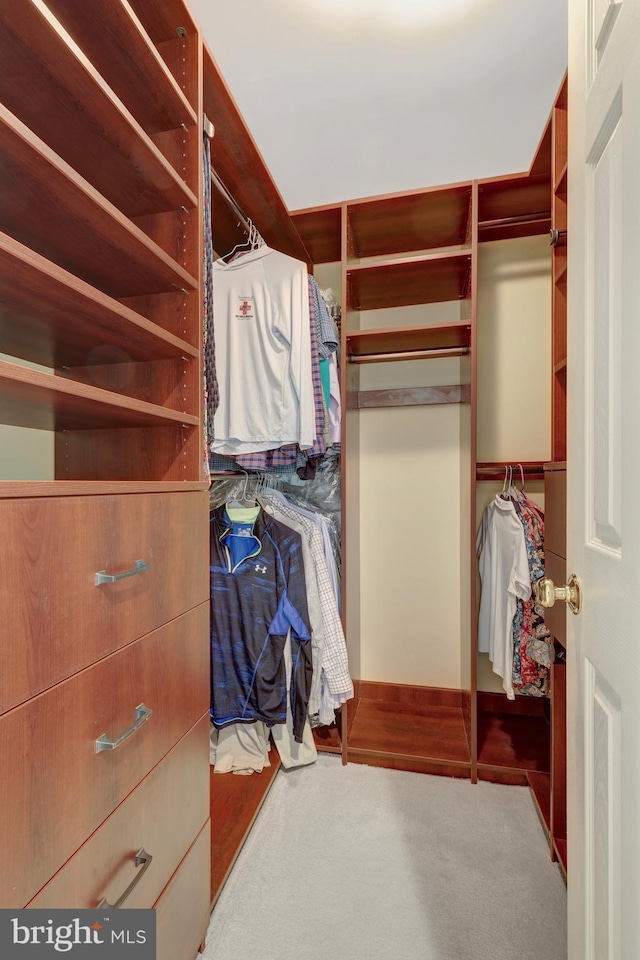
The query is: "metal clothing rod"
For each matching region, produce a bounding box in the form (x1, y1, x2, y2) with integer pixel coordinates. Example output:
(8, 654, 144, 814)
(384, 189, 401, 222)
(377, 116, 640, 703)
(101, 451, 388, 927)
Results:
(481, 211, 550, 228)
(349, 346, 469, 364)
(210, 167, 252, 235)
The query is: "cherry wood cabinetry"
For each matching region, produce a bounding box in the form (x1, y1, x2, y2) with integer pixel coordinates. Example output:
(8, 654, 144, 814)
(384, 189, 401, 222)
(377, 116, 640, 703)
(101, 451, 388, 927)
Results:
(1, 3, 211, 956)
(291, 78, 566, 830)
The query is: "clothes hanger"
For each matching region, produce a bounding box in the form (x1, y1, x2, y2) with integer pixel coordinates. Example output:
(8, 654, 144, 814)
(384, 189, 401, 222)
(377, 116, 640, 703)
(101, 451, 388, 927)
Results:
(226, 470, 259, 513)
(220, 218, 255, 263)
(499, 465, 510, 500)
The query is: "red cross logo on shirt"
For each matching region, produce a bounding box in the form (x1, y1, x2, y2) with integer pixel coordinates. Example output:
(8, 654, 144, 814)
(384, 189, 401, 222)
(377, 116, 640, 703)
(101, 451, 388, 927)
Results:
(239, 300, 252, 315)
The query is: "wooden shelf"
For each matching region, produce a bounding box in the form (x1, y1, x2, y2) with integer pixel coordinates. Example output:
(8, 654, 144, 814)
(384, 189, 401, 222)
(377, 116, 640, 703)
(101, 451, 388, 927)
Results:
(45, 0, 196, 135)
(527, 771, 552, 832)
(478, 173, 551, 242)
(0, 359, 199, 432)
(0, 232, 198, 368)
(0, 104, 197, 299)
(347, 697, 470, 765)
(347, 184, 472, 259)
(210, 756, 280, 908)
(554, 358, 567, 374)
(348, 385, 469, 409)
(347, 252, 472, 310)
(347, 321, 471, 359)
(477, 710, 550, 773)
(0, 2, 196, 220)
(291, 205, 342, 264)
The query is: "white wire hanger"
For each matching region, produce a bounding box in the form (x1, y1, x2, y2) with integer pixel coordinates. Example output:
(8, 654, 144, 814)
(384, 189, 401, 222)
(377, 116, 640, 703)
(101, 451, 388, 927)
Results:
(221, 218, 265, 263)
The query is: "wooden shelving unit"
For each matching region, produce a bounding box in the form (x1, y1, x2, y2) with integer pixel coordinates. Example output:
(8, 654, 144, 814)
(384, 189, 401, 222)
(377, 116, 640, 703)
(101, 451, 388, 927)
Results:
(347, 252, 472, 310)
(347, 322, 471, 360)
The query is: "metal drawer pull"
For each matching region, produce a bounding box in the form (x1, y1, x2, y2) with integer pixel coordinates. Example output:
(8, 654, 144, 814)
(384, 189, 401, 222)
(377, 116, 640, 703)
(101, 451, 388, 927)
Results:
(95, 704, 153, 753)
(98, 849, 153, 909)
(95, 559, 152, 585)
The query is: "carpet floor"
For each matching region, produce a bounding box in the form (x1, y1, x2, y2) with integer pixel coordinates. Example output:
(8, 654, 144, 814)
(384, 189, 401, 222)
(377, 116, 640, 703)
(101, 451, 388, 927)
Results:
(202, 755, 567, 960)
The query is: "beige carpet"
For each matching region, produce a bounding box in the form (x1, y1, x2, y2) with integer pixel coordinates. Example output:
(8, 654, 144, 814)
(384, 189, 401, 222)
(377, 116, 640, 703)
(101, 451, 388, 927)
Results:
(202, 755, 567, 960)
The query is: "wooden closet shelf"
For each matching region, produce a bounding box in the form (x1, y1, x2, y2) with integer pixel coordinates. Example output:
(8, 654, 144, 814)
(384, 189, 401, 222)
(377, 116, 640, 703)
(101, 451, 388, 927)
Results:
(210, 757, 280, 909)
(477, 173, 551, 232)
(0, 359, 199, 432)
(0, 1, 196, 220)
(348, 253, 472, 310)
(44, 0, 197, 134)
(0, 233, 198, 368)
(347, 184, 472, 259)
(554, 357, 567, 374)
(477, 711, 550, 773)
(0, 105, 197, 299)
(347, 697, 470, 764)
(290, 205, 342, 264)
(347, 322, 471, 359)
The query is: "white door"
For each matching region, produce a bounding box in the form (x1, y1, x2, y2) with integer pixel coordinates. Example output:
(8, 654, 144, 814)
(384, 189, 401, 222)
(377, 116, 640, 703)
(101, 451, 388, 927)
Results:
(568, 1, 640, 958)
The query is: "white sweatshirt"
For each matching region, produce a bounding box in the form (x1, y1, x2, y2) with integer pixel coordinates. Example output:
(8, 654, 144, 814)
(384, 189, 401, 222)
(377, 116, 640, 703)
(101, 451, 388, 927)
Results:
(211, 245, 315, 455)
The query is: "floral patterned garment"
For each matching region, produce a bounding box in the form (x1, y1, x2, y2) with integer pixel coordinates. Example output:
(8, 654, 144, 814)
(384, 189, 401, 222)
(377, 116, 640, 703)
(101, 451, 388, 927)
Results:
(511, 492, 553, 696)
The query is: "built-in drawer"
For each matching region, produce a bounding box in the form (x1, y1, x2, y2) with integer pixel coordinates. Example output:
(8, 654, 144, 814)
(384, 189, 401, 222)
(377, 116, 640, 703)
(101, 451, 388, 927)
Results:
(155, 822, 211, 960)
(1, 602, 209, 907)
(27, 714, 209, 909)
(0, 490, 209, 714)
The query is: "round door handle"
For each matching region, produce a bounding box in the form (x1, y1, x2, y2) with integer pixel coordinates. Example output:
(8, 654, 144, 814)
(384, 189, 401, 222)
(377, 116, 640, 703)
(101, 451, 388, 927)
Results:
(534, 573, 582, 615)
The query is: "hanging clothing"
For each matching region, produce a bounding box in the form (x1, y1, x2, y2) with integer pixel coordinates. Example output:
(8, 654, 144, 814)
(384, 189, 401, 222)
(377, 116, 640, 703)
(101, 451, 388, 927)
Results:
(476, 495, 532, 699)
(210, 505, 313, 742)
(210, 245, 315, 456)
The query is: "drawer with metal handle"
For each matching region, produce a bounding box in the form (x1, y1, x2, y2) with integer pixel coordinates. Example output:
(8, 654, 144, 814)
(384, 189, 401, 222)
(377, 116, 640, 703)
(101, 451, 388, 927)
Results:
(27, 715, 209, 911)
(0, 602, 209, 908)
(0, 490, 209, 714)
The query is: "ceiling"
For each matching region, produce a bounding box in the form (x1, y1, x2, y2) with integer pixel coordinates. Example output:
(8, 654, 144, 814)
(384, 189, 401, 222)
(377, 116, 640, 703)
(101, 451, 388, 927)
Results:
(187, 0, 568, 213)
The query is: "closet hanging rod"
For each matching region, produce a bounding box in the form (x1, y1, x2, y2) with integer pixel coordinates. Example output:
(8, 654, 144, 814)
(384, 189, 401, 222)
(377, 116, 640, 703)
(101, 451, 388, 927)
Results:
(210, 167, 252, 235)
(479, 211, 551, 229)
(349, 346, 469, 364)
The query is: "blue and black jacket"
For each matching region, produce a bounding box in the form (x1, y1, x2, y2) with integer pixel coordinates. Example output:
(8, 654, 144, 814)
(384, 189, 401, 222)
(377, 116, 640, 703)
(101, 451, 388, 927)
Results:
(210, 505, 312, 743)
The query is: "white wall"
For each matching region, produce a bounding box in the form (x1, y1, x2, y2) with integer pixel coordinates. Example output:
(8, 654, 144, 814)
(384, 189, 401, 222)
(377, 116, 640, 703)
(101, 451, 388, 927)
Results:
(0, 353, 54, 480)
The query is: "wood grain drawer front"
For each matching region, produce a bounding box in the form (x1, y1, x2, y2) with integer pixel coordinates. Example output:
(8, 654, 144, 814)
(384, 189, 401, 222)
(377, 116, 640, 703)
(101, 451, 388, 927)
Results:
(0, 491, 209, 714)
(0, 603, 209, 908)
(155, 822, 211, 960)
(28, 715, 210, 909)
(544, 550, 566, 648)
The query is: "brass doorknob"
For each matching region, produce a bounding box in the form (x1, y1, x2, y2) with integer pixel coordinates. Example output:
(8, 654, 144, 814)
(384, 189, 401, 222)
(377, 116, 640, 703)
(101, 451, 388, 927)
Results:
(534, 573, 582, 615)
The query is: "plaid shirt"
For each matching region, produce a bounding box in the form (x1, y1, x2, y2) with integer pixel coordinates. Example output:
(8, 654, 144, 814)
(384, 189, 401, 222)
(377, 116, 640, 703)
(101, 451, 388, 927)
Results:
(310, 275, 339, 359)
(262, 492, 353, 702)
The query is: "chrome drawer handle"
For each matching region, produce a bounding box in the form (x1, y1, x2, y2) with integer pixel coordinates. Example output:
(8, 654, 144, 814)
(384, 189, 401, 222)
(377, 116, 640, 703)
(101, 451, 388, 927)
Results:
(98, 849, 153, 909)
(95, 704, 153, 753)
(95, 559, 152, 585)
